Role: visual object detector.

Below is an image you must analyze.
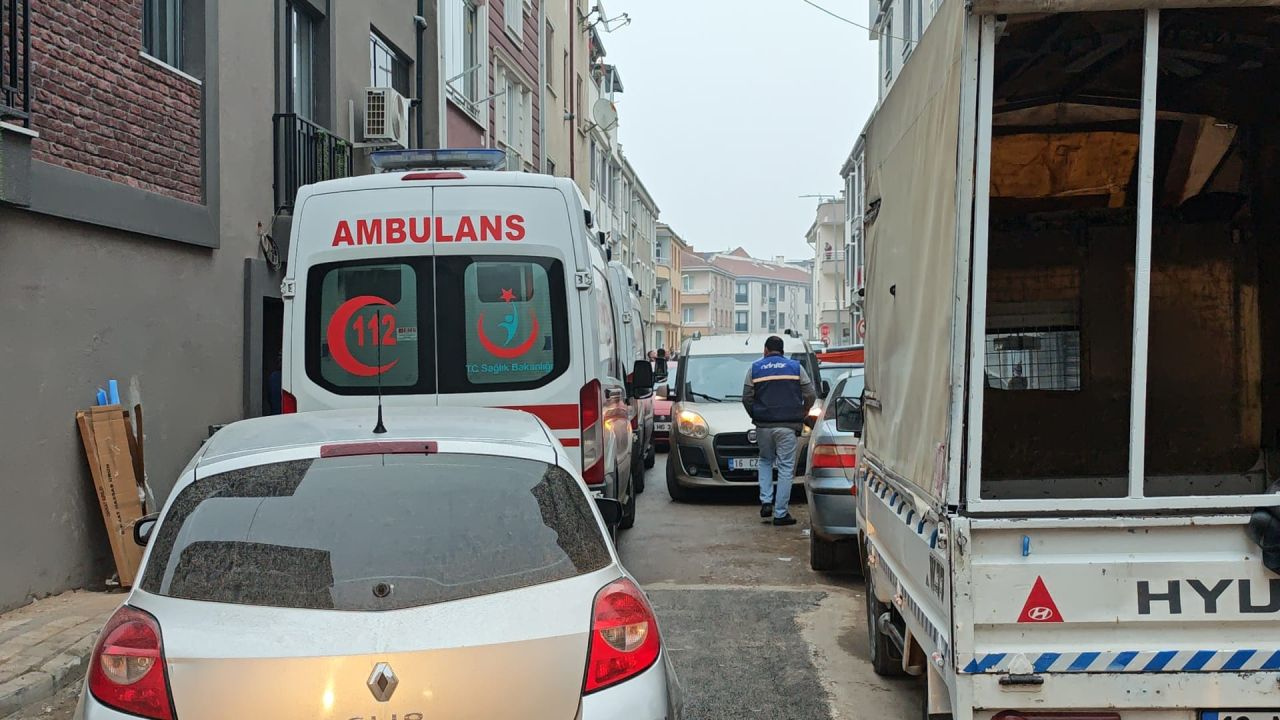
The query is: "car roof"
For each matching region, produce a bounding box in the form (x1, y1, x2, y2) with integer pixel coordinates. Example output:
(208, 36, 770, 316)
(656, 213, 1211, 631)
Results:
(199, 407, 556, 465)
(685, 333, 812, 355)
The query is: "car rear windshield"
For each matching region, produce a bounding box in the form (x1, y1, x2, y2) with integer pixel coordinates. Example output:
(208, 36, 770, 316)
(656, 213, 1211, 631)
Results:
(305, 255, 569, 395)
(139, 454, 611, 611)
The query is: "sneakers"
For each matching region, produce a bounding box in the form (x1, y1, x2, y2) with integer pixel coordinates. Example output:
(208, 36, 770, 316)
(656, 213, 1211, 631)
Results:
(760, 503, 773, 518)
(772, 513, 798, 526)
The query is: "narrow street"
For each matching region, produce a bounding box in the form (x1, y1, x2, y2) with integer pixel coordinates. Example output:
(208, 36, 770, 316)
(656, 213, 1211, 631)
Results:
(617, 454, 918, 720)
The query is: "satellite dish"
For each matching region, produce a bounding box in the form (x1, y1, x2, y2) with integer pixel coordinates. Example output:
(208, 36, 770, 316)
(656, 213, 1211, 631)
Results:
(592, 98, 619, 131)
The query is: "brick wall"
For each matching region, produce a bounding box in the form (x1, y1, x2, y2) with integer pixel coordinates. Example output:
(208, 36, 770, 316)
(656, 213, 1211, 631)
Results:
(28, 1, 203, 204)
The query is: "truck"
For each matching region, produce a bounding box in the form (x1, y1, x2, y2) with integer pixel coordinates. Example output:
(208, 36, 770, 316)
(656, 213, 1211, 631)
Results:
(854, 2, 1280, 720)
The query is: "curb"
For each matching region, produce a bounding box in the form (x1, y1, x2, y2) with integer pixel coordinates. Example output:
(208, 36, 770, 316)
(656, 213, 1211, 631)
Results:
(0, 635, 95, 718)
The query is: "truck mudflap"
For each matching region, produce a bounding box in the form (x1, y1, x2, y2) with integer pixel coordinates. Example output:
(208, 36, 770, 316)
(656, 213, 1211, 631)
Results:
(955, 515, 1280, 683)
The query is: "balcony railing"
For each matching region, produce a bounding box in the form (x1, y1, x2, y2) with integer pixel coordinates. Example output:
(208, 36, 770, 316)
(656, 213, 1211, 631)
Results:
(273, 113, 354, 212)
(1, 0, 30, 127)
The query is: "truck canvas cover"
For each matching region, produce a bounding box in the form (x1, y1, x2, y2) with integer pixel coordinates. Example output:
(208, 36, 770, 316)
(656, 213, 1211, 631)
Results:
(862, 0, 965, 499)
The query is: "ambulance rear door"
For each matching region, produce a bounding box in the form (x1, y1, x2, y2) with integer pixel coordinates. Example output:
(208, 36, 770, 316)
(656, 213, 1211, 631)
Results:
(430, 183, 584, 448)
(285, 186, 437, 412)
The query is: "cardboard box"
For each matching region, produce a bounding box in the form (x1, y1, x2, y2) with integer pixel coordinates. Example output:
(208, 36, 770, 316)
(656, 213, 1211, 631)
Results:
(77, 406, 146, 586)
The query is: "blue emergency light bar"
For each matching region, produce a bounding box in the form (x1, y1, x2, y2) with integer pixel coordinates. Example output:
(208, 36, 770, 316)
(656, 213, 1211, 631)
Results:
(369, 148, 507, 173)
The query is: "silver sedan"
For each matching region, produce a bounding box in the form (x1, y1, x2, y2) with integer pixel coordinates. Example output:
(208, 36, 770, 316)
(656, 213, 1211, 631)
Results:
(75, 407, 682, 720)
(805, 368, 865, 573)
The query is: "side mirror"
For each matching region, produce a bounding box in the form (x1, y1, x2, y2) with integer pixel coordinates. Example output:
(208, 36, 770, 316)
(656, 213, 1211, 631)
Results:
(657, 384, 669, 400)
(631, 360, 654, 396)
(820, 379, 831, 399)
(835, 397, 863, 435)
(595, 497, 623, 527)
(133, 512, 160, 547)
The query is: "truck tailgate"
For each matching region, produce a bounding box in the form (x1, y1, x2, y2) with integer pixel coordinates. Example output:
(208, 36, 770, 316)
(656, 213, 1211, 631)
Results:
(958, 515, 1280, 675)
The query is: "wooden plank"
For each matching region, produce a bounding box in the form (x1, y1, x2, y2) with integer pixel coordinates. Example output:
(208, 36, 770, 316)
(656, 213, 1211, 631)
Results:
(83, 406, 146, 586)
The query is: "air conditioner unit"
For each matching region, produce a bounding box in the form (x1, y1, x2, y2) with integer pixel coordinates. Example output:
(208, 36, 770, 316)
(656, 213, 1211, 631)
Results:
(364, 87, 411, 148)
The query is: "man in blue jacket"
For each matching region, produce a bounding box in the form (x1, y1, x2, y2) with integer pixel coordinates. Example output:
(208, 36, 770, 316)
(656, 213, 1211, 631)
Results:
(741, 336, 817, 526)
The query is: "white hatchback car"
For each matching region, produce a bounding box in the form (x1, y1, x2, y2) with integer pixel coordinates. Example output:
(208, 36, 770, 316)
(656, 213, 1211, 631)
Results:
(75, 407, 681, 720)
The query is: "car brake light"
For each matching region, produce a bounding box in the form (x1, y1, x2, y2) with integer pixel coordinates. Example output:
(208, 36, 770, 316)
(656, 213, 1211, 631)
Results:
(580, 380, 604, 485)
(811, 443, 858, 469)
(402, 171, 465, 180)
(88, 606, 174, 720)
(320, 441, 438, 458)
(583, 578, 662, 694)
(281, 390, 297, 414)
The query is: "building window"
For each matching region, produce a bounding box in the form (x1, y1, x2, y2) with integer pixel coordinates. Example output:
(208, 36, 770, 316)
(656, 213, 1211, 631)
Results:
(682, 274, 692, 292)
(778, 312, 787, 330)
(287, 2, 318, 120)
(903, 0, 915, 56)
(504, 0, 524, 39)
(735, 311, 748, 332)
(985, 329, 1082, 391)
(546, 158, 556, 176)
(143, 0, 182, 68)
(444, 0, 484, 111)
(371, 33, 411, 96)
(545, 22, 556, 92)
(683, 307, 693, 324)
(882, 15, 894, 84)
(760, 311, 767, 327)
(735, 281, 748, 304)
(495, 62, 533, 167)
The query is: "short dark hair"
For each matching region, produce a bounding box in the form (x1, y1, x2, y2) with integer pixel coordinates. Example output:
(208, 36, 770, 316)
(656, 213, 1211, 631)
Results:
(764, 336, 784, 353)
(657, 348, 666, 358)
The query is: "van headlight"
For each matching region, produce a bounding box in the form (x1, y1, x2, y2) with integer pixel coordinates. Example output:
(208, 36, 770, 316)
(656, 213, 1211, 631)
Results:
(675, 406, 709, 439)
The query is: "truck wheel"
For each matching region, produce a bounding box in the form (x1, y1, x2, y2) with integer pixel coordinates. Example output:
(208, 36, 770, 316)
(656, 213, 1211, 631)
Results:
(619, 477, 637, 530)
(865, 548, 905, 676)
(666, 456, 692, 502)
(810, 532, 837, 571)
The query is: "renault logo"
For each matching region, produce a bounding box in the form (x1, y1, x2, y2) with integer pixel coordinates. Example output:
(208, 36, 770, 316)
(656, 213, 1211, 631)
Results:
(367, 662, 399, 702)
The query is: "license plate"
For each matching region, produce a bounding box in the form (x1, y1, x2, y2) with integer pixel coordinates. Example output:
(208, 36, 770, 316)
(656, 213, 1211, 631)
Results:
(1201, 712, 1280, 720)
(730, 457, 760, 471)
(655, 422, 671, 431)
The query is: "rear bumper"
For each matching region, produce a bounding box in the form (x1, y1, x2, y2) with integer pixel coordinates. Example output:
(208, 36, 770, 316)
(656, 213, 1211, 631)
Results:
(581, 651, 681, 719)
(808, 486, 857, 539)
(965, 670, 1280, 718)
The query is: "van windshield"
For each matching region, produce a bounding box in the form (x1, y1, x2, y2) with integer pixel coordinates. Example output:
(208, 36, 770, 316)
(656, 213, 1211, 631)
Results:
(305, 256, 569, 395)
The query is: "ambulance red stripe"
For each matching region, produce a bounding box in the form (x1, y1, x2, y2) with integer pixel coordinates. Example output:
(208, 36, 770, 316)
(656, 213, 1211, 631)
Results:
(501, 404, 580, 430)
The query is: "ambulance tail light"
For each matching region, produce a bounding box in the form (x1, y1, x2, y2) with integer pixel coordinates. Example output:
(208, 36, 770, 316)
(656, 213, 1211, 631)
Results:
(580, 380, 604, 486)
(281, 390, 297, 414)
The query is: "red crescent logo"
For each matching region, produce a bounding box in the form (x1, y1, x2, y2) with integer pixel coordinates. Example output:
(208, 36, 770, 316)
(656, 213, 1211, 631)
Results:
(326, 295, 400, 377)
(476, 310, 541, 359)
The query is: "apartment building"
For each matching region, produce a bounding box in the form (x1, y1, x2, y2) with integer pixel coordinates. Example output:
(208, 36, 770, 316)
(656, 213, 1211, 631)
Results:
(0, 0, 439, 611)
(678, 251, 736, 338)
(871, 0, 944, 101)
(840, 135, 868, 344)
(542, 0, 597, 193)
(806, 198, 851, 345)
(654, 223, 689, 352)
(678, 249, 813, 340)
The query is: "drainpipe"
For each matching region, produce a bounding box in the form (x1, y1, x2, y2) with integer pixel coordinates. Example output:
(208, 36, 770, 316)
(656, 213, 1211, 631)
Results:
(568, 0, 575, 181)
(537, 0, 546, 171)
(416, 0, 426, 148)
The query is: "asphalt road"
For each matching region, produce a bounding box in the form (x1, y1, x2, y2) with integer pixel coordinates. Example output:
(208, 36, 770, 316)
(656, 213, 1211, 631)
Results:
(616, 452, 919, 719)
(7, 453, 920, 720)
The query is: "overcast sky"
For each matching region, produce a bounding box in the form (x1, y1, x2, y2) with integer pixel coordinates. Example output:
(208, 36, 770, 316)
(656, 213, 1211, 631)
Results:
(600, 0, 880, 260)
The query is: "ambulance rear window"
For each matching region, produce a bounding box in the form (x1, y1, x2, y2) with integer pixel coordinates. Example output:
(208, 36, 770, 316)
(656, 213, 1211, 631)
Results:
(305, 259, 436, 395)
(436, 256, 570, 393)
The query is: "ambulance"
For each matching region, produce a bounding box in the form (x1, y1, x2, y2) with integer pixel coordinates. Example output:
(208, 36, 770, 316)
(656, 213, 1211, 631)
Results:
(279, 149, 651, 522)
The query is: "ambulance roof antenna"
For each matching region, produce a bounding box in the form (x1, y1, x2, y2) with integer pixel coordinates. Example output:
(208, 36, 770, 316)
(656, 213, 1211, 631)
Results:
(373, 309, 388, 434)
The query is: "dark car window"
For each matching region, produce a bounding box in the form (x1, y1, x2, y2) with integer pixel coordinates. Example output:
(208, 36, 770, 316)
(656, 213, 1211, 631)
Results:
(141, 455, 611, 611)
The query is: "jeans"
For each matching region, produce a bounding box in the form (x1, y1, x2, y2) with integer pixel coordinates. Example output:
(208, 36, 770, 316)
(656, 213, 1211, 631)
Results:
(757, 426, 798, 519)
